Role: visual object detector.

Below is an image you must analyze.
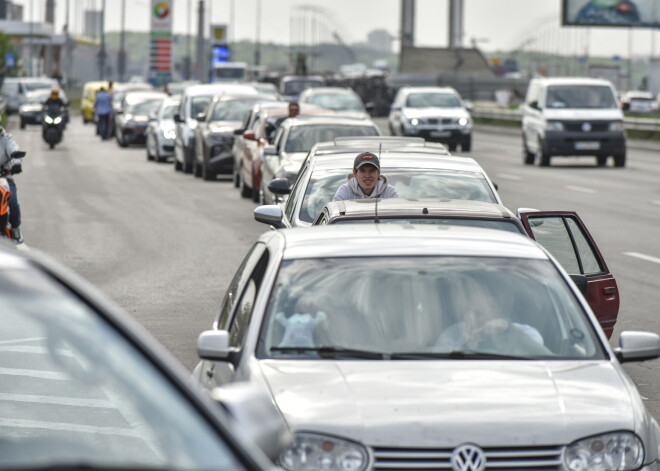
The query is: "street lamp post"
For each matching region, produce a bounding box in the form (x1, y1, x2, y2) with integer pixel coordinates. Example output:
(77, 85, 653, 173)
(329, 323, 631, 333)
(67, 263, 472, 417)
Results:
(254, 0, 262, 66)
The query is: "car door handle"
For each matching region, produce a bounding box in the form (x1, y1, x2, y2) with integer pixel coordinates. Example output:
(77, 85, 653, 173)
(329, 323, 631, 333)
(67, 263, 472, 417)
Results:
(603, 286, 617, 295)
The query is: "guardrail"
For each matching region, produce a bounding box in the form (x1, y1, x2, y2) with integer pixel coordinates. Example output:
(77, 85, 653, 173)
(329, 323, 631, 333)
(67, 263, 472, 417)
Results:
(472, 107, 660, 132)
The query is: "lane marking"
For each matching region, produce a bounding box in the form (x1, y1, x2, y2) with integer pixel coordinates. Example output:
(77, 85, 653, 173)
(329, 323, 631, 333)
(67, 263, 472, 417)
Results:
(0, 418, 143, 438)
(495, 173, 522, 181)
(624, 252, 660, 265)
(652, 200, 660, 206)
(565, 185, 597, 194)
(0, 393, 116, 409)
(0, 367, 70, 381)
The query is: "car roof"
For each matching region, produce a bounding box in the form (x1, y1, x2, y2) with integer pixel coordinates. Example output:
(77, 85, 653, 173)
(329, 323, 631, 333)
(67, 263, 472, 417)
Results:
(267, 224, 544, 260)
(124, 91, 167, 102)
(301, 87, 356, 94)
(280, 115, 378, 127)
(312, 136, 449, 154)
(534, 77, 614, 87)
(213, 93, 275, 103)
(321, 198, 516, 221)
(310, 151, 486, 173)
(399, 86, 458, 94)
(182, 83, 258, 97)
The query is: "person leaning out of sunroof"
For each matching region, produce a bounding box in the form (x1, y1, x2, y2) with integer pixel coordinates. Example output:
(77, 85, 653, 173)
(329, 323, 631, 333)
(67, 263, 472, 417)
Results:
(332, 152, 399, 201)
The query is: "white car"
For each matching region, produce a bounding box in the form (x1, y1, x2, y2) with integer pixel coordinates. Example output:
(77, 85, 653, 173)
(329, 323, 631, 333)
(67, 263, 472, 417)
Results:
(388, 86, 473, 151)
(194, 224, 660, 471)
(146, 95, 180, 162)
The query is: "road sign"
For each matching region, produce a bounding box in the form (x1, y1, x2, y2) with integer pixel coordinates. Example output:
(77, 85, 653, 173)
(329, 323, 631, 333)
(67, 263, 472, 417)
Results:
(5, 53, 15, 68)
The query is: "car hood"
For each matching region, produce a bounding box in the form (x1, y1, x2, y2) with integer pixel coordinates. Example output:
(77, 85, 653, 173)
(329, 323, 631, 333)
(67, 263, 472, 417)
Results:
(209, 120, 241, 135)
(260, 360, 637, 447)
(540, 108, 623, 121)
(402, 107, 469, 119)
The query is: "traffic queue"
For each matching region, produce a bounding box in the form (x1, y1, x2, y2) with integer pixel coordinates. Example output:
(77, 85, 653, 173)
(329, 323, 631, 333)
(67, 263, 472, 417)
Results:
(1, 75, 659, 471)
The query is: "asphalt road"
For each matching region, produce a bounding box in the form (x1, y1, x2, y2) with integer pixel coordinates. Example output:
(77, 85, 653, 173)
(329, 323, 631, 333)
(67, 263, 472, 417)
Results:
(9, 114, 660, 419)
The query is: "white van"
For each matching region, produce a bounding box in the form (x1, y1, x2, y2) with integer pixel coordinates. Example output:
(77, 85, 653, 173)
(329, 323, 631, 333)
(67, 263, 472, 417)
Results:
(173, 83, 258, 173)
(1, 77, 59, 114)
(521, 77, 626, 167)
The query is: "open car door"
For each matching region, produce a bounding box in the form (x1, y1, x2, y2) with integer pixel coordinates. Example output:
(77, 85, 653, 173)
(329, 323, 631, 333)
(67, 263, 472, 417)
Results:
(519, 210, 619, 339)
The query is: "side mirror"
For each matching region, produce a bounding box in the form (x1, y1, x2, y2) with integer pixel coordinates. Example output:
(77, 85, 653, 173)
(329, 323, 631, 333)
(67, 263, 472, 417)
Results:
(615, 331, 660, 363)
(195, 112, 206, 122)
(268, 178, 292, 195)
(174, 113, 182, 123)
(263, 144, 278, 156)
(529, 101, 540, 110)
(254, 205, 286, 228)
(365, 102, 375, 112)
(390, 104, 401, 112)
(569, 274, 588, 296)
(234, 128, 244, 135)
(243, 130, 256, 140)
(211, 383, 292, 462)
(196, 330, 232, 361)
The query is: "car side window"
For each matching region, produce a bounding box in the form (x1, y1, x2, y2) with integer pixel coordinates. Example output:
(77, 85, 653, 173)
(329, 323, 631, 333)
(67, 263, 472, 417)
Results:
(228, 250, 270, 349)
(566, 218, 603, 274)
(285, 161, 309, 222)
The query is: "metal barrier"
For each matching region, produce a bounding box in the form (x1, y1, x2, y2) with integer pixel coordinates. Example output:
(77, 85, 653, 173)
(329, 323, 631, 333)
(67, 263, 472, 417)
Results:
(472, 107, 660, 132)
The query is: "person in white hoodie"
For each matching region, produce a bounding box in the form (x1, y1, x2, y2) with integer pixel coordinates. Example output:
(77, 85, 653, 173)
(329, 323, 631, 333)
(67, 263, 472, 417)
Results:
(332, 152, 398, 201)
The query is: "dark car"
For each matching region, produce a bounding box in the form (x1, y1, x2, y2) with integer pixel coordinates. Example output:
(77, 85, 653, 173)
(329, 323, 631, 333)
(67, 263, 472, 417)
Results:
(115, 91, 168, 147)
(0, 240, 285, 470)
(19, 88, 69, 129)
(278, 75, 325, 102)
(312, 197, 620, 338)
(193, 94, 275, 180)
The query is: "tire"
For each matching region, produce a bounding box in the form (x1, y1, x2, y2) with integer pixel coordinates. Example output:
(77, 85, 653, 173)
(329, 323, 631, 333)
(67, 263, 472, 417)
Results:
(614, 151, 626, 167)
(523, 136, 535, 165)
(20, 120, 25, 130)
(202, 162, 215, 181)
(233, 164, 240, 188)
(461, 136, 472, 152)
(596, 155, 608, 167)
(49, 143, 55, 150)
(448, 142, 457, 152)
(240, 171, 252, 198)
(252, 174, 260, 202)
(117, 131, 128, 148)
(193, 159, 202, 178)
(182, 149, 193, 174)
(174, 159, 182, 171)
(538, 138, 551, 167)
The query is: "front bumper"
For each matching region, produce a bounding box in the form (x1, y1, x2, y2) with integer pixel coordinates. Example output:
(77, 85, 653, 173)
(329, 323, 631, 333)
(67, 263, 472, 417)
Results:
(403, 126, 471, 143)
(120, 124, 148, 144)
(544, 131, 626, 156)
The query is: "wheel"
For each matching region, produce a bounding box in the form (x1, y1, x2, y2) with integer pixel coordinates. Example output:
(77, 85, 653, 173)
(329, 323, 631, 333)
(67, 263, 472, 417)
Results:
(117, 131, 128, 148)
(49, 143, 55, 149)
(252, 174, 260, 202)
(538, 138, 551, 167)
(193, 159, 202, 178)
(461, 136, 472, 152)
(232, 164, 240, 187)
(182, 149, 193, 174)
(240, 170, 252, 198)
(20, 120, 25, 130)
(614, 151, 626, 167)
(202, 161, 215, 181)
(596, 155, 608, 167)
(388, 122, 396, 135)
(174, 159, 182, 171)
(448, 142, 457, 152)
(523, 136, 535, 165)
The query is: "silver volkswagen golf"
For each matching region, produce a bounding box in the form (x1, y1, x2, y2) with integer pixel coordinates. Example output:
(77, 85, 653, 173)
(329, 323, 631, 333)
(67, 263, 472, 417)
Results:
(194, 225, 660, 471)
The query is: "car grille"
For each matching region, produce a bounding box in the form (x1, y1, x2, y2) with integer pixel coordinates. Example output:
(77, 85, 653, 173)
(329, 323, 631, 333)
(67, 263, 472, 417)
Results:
(563, 121, 610, 132)
(425, 118, 455, 125)
(371, 445, 564, 470)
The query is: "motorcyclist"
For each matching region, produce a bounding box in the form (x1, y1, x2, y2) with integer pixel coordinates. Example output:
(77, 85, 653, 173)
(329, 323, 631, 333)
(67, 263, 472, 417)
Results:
(43, 88, 67, 125)
(0, 125, 23, 242)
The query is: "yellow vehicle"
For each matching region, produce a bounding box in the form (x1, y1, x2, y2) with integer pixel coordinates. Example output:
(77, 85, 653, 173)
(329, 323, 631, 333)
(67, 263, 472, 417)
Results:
(81, 81, 109, 124)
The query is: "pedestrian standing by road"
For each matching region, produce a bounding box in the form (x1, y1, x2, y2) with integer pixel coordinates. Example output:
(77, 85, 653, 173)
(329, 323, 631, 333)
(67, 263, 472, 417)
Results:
(94, 87, 112, 140)
(333, 152, 398, 201)
(0, 125, 23, 242)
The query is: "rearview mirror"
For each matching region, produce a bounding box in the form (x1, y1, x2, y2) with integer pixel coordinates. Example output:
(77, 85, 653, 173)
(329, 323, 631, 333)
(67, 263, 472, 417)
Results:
(195, 112, 206, 122)
(615, 331, 660, 363)
(254, 205, 286, 228)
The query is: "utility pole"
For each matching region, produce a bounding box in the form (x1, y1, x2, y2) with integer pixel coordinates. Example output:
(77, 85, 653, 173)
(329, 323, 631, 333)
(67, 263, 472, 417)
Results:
(254, 0, 261, 66)
(99, 0, 106, 80)
(448, 0, 463, 49)
(195, 0, 205, 81)
(118, 0, 126, 82)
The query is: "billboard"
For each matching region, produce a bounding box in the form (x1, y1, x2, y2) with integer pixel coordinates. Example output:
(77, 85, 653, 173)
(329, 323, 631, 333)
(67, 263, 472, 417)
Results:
(149, 0, 173, 86)
(562, 0, 660, 27)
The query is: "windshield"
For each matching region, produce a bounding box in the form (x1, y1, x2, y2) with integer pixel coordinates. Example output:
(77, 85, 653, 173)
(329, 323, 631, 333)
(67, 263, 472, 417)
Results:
(306, 93, 365, 112)
(24, 81, 56, 92)
(283, 80, 324, 95)
(259, 257, 604, 360)
(0, 266, 244, 470)
(214, 67, 247, 80)
(298, 169, 497, 223)
(330, 218, 524, 233)
(212, 98, 261, 121)
(126, 98, 164, 115)
(545, 85, 618, 109)
(285, 125, 379, 153)
(160, 104, 179, 119)
(405, 92, 462, 108)
(191, 96, 212, 117)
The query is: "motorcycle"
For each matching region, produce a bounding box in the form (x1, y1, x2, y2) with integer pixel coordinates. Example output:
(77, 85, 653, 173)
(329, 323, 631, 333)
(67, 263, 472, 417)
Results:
(42, 105, 65, 149)
(0, 151, 26, 243)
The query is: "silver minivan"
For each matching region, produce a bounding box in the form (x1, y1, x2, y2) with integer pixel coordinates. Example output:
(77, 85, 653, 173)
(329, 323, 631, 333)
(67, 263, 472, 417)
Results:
(521, 77, 626, 167)
(1, 77, 59, 114)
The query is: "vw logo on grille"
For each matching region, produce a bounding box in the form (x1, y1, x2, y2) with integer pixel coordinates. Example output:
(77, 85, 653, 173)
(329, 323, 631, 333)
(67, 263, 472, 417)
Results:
(451, 444, 486, 471)
(581, 122, 592, 132)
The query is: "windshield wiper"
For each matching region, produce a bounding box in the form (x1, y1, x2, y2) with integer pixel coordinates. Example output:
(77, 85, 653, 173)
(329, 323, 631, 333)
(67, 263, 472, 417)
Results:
(270, 345, 386, 359)
(390, 350, 535, 360)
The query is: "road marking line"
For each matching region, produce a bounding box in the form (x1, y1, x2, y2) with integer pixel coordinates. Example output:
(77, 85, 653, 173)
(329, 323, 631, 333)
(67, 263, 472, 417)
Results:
(0, 367, 70, 380)
(0, 393, 116, 409)
(496, 173, 522, 181)
(565, 185, 597, 194)
(624, 252, 660, 265)
(0, 418, 143, 438)
(652, 200, 660, 206)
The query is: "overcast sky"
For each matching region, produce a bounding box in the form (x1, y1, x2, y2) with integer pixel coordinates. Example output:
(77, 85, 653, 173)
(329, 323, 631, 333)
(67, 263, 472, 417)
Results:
(15, 0, 660, 60)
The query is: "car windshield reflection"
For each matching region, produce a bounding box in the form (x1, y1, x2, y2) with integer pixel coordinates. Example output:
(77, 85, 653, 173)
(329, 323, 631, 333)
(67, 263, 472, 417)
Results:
(259, 257, 605, 361)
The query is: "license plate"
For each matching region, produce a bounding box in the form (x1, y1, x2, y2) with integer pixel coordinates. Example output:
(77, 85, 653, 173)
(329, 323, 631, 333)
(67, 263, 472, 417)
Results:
(430, 131, 450, 138)
(575, 141, 600, 150)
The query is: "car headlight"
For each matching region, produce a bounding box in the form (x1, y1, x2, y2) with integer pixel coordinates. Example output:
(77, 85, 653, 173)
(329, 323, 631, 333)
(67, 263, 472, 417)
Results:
(280, 432, 369, 471)
(564, 432, 644, 471)
(458, 117, 470, 126)
(546, 121, 564, 131)
(609, 121, 624, 132)
(409, 118, 419, 126)
(163, 129, 176, 140)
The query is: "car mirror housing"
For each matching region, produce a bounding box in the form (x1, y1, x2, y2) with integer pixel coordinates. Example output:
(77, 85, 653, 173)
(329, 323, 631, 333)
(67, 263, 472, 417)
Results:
(263, 145, 278, 156)
(254, 205, 286, 228)
(196, 330, 232, 361)
(234, 128, 244, 135)
(173, 113, 182, 123)
(195, 113, 206, 122)
(211, 383, 292, 462)
(268, 178, 291, 195)
(390, 104, 401, 112)
(615, 331, 660, 363)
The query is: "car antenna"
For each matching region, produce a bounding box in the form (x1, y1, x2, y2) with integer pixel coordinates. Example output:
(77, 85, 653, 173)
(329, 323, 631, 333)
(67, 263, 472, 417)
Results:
(374, 143, 382, 224)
